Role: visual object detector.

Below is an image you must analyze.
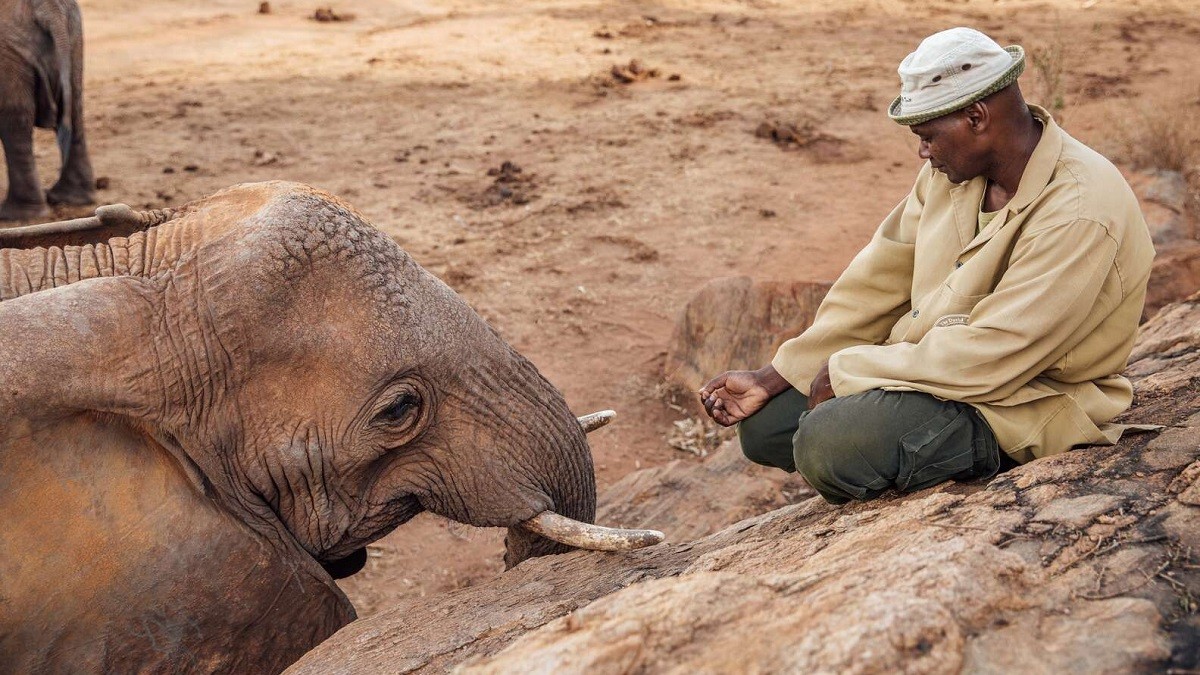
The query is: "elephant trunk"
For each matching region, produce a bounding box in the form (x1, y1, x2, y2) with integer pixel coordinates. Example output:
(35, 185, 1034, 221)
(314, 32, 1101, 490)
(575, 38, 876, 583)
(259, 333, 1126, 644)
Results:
(500, 405, 597, 569)
(502, 409, 663, 568)
(0, 205, 179, 301)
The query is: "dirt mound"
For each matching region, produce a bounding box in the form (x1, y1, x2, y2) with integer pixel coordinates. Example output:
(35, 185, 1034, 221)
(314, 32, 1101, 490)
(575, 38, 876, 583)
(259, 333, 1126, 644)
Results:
(754, 118, 855, 162)
(287, 293, 1200, 673)
(589, 60, 680, 94)
(467, 161, 538, 209)
(593, 16, 695, 41)
(312, 7, 355, 22)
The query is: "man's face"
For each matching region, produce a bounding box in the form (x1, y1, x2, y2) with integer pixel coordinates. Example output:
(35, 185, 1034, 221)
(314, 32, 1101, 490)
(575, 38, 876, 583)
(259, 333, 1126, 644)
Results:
(910, 110, 985, 184)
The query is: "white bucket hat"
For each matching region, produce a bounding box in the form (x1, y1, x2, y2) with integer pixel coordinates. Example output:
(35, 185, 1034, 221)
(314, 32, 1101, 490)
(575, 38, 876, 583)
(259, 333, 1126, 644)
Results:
(888, 27, 1025, 126)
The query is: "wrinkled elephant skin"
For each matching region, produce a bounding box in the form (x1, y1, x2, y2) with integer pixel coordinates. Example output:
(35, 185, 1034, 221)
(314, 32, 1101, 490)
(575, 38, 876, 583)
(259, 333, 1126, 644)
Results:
(0, 182, 597, 673)
(0, 0, 96, 220)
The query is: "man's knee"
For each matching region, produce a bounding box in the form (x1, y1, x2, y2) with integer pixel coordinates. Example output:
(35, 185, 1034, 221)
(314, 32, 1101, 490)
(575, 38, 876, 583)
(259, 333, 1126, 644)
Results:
(792, 396, 898, 503)
(738, 411, 782, 467)
(792, 439, 852, 503)
(737, 388, 807, 472)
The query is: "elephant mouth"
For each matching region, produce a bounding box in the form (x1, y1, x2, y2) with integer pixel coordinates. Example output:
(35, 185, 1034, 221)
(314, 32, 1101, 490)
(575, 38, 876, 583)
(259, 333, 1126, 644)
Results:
(320, 411, 665, 579)
(320, 547, 369, 579)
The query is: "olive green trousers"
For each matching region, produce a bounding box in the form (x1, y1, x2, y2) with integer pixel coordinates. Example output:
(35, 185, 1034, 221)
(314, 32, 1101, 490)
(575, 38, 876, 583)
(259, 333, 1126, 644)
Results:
(738, 388, 1002, 504)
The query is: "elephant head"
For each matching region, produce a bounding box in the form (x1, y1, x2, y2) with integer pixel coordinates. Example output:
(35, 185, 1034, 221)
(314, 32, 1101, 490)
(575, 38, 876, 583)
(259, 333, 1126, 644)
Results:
(0, 182, 660, 578)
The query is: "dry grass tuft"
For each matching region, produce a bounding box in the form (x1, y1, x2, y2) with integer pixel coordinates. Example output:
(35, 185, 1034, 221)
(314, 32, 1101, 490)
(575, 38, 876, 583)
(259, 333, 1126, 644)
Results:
(1029, 39, 1071, 119)
(1113, 99, 1200, 175)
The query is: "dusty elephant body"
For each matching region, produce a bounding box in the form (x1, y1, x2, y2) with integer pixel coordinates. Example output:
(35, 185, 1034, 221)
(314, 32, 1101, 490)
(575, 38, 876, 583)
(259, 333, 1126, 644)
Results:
(0, 182, 657, 672)
(0, 0, 95, 221)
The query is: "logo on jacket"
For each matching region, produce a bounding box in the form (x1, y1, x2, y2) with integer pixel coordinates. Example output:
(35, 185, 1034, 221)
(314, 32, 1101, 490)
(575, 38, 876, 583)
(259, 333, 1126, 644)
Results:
(934, 314, 970, 328)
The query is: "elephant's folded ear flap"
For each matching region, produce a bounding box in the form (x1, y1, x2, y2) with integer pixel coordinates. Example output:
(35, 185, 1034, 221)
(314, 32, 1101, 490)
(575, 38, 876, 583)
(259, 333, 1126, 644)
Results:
(320, 548, 368, 579)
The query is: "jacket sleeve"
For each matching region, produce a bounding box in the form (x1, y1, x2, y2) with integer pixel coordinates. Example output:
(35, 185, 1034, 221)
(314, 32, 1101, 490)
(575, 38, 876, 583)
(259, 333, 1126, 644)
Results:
(828, 218, 1120, 403)
(770, 169, 925, 395)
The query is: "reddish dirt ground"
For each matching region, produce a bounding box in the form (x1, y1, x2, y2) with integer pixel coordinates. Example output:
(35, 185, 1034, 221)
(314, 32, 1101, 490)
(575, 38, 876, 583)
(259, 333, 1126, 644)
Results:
(7, 0, 1199, 616)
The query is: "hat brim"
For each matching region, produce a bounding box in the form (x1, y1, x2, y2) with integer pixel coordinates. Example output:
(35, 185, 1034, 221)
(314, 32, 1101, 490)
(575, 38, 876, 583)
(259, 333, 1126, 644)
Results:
(888, 45, 1026, 126)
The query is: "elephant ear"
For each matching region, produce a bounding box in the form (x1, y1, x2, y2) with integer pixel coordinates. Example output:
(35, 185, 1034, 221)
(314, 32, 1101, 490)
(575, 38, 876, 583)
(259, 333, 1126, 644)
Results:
(0, 204, 178, 303)
(31, 0, 82, 164)
(0, 414, 356, 673)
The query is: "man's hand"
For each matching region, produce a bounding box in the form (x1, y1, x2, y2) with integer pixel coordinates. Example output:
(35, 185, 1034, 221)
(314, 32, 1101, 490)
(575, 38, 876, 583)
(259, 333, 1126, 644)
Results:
(807, 361, 835, 410)
(699, 365, 791, 427)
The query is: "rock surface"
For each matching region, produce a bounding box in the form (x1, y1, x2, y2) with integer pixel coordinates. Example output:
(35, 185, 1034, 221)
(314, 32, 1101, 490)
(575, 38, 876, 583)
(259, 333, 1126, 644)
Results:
(663, 277, 831, 396)
(1146, 241, 1200, 321)
(288, 292, 1200, 674)
(1133, 169, 1195, 247)
(596, 439, 813, 543)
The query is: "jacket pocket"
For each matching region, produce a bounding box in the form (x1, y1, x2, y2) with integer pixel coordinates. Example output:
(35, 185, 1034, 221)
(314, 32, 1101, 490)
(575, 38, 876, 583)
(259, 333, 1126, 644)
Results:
(897, 406, 977, 492)
(904, 283, 987, 342)
(934, 282, 987, 318)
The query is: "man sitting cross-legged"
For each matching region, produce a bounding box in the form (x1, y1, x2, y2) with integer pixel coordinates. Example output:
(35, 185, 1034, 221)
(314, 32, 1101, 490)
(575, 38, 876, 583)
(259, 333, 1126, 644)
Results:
(700, 27, 1154, 504)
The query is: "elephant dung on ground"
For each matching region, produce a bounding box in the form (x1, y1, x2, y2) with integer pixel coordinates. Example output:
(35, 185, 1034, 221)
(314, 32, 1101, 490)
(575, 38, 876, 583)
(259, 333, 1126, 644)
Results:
(0, 182, 661, 673)
(0, 0, 96, 221)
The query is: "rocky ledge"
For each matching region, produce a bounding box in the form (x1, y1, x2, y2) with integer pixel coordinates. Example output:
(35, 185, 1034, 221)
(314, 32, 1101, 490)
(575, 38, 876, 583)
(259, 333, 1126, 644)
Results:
(289, 292, 1200, 674)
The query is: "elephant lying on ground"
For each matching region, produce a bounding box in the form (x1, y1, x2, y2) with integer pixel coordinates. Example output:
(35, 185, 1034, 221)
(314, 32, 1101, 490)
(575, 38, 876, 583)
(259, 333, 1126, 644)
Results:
(0, 182, 661, 673)
(0, 0, 95, 220)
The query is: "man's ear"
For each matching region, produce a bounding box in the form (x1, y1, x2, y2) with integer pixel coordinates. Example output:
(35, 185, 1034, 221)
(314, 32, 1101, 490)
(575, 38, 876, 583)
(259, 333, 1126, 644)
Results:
(964, 102, 990, 134)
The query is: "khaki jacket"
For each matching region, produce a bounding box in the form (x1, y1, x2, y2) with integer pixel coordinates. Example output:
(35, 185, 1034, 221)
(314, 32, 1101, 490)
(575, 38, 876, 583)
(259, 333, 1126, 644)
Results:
(772, 107, 1155, 462)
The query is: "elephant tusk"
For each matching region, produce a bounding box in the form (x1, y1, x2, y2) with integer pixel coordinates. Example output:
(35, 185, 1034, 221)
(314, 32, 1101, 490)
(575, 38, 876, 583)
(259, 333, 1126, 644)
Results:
(577, 410, 616, 433)
(518, 511, 664, 552)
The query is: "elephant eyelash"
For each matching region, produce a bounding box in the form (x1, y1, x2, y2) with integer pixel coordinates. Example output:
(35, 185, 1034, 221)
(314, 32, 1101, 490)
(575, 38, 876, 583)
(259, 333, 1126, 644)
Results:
(374, 393, 419, 426)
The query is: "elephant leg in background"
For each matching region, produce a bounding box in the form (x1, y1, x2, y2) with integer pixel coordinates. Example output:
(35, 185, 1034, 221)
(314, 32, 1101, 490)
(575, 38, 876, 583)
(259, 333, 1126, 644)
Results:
(0, 55, 48, 221)
(44, 123, 94, 207)
(45, 9, 94, 209)
(0, 109, 49, 222)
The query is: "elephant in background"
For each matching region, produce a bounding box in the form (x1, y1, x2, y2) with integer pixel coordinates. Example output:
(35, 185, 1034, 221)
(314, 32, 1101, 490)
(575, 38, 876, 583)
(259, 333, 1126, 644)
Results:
(0, 182, 659, 673)
(0, 0, 95, 221)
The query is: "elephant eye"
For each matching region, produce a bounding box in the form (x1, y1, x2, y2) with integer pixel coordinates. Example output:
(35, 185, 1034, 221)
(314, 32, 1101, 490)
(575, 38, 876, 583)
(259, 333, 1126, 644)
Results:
(376, 393, 419, 425)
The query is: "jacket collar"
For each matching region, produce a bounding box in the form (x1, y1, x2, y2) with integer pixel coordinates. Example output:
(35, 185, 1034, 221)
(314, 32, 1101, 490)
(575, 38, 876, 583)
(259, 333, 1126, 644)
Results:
(1005, 104, 1062, 214)
(950, 104, 1062, 254)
